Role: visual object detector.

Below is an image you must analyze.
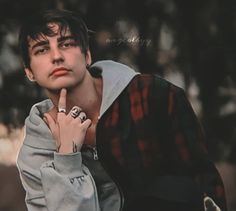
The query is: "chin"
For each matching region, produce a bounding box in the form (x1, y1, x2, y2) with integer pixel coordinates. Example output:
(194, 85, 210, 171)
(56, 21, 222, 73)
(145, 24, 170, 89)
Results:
(47, 83, 77, 92)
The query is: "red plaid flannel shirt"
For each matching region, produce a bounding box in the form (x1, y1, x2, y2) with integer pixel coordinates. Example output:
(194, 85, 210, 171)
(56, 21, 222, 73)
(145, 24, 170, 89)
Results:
(96, 74, 227, 211)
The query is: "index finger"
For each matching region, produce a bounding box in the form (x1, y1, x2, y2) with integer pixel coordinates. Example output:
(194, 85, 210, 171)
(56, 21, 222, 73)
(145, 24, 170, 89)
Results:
(58, 88, 67, 112)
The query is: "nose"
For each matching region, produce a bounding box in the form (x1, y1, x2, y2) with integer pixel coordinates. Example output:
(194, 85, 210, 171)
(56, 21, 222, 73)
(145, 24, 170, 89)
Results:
(51, 47, 64, 64)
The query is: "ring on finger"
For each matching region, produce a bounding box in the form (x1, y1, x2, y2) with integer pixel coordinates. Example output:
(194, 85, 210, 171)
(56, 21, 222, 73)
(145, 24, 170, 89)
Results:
(58, 107, 66, 113)
(78, 111, 87, 122)
(70, 106, 82, 118)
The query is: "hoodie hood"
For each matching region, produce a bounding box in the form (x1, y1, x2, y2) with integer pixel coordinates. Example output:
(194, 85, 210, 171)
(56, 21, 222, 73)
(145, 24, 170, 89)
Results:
(23, 60, 139, 149)
(91, 60, 139, 118)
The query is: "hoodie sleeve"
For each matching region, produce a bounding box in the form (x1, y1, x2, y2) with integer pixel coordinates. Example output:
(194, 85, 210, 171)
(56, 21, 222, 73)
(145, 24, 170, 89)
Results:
(17, 144, 100, 211)
(166, 85, 227, 210)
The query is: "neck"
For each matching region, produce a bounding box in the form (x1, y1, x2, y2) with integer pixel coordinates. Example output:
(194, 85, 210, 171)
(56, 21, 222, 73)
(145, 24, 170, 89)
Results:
(46, 72, 103, 122)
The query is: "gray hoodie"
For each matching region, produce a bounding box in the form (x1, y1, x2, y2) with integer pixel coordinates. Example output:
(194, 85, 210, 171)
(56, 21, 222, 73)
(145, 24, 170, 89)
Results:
(17, 60, 139, 211)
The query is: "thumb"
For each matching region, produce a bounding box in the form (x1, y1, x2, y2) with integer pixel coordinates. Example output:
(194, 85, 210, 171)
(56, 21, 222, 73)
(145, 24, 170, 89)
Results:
(44, 113, 61, 150)
(44, 113, 56, 130)
(44, 113, 59, 140)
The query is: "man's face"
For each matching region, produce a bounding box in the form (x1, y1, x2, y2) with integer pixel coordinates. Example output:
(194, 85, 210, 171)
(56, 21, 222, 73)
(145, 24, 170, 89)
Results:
(25, 23, 91, 91)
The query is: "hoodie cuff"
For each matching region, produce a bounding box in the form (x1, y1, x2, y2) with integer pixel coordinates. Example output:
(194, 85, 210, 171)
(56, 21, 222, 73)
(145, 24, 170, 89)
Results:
(53, 152, 83, 176)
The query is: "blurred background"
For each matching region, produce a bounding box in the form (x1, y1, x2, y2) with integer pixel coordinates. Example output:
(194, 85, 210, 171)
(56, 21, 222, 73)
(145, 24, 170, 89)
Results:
(0, 0, 235, 210)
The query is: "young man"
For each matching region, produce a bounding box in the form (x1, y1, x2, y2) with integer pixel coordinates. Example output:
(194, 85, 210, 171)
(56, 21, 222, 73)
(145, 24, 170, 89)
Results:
(17, 9, 226, 211)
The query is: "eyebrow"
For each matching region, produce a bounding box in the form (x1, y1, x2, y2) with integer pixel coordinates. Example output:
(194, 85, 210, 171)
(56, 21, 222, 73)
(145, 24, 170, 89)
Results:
(30, 36, 76, 50)
(30, 40, 49, 50)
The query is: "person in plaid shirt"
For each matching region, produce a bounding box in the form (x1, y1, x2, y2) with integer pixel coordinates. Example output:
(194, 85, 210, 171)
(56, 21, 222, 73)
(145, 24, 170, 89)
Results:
(17, 9, 227, 211)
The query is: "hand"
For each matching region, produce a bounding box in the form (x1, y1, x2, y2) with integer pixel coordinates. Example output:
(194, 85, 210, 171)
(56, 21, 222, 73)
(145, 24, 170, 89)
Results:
(44, 88, 91, 153)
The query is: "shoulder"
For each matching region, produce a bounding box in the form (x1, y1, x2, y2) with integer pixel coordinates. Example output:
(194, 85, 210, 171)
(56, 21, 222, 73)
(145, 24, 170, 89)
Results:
(28, 99, 53, 118)
(124, 74, 188, 116)
(21, 99, 56, 151)
(127, 74, 184, 96)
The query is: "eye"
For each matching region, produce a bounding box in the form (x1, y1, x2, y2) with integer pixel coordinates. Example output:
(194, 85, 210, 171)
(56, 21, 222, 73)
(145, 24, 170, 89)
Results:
(60, 40, 78, 49)
(34, 47, 49, 55)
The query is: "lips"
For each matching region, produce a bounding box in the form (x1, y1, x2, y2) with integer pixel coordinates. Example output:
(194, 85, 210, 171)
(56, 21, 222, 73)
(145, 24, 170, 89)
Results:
(50, 67, 70, 77)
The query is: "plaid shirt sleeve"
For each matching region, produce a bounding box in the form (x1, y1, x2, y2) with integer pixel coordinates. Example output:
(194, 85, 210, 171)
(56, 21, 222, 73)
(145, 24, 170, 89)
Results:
(168, 85, 227, 211)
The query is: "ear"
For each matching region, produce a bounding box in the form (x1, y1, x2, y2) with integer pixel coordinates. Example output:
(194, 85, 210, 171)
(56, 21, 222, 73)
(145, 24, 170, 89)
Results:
(24, 68, 36, 82)
(85, 50, 92, 66)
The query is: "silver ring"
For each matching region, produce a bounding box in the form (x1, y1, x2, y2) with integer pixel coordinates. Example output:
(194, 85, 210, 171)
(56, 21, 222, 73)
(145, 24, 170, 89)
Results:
(78, 111, 87, 122)
(70, 106, 82, 118)
(58, 108, 66, 113)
